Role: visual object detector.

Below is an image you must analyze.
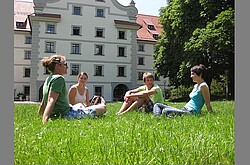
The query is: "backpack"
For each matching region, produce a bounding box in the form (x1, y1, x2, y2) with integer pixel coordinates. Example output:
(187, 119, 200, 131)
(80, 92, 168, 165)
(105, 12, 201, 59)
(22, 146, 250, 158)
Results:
(90, 95, 106, 105)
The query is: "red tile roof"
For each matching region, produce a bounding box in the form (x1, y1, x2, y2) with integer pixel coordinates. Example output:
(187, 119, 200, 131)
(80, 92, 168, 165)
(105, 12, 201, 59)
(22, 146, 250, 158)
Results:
(14, 0, 34, 31)
(136, 14, 163, 42)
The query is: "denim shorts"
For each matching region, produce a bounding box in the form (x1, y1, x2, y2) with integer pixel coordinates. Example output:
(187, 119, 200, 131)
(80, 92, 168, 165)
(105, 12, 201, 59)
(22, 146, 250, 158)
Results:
(65, 107, 96, 119)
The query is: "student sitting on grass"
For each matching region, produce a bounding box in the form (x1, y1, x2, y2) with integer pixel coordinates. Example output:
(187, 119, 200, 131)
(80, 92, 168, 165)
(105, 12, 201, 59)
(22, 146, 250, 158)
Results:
(68, 72, 106, 107)
(37, 54, 106, 124)
(117, 72, 164, 115)
(153, 64, 213, 117)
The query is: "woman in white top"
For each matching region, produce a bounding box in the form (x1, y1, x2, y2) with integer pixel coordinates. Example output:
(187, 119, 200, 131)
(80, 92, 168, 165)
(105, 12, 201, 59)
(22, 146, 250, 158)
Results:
(68, 72, 90, 106)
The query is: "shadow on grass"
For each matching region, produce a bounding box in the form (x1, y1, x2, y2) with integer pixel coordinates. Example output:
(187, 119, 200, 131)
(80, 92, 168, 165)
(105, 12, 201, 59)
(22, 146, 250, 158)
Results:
(167, 95, 234, 102)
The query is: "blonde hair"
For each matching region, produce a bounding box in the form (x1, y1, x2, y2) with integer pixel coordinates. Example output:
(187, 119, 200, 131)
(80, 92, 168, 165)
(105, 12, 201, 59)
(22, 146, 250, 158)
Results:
(143, 72, 154, 82)
(41, 54, 65, 73)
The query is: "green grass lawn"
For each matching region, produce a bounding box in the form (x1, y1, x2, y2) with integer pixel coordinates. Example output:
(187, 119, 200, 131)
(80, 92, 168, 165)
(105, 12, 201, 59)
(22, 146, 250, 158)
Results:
(14, 101, 234, 164)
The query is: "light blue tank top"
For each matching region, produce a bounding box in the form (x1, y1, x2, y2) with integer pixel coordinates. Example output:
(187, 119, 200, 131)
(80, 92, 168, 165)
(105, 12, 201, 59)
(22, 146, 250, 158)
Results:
(184, 82, 205, 114)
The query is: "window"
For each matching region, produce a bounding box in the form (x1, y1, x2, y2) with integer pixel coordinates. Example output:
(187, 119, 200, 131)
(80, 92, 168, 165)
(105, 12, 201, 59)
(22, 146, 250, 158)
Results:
(24, 50, 31, 60)
(118, 46, 126, 57)
(154, 74, 160, 81)
(138, 44, 145, 52)
(117, 66, 126, 77)
(94, 86, 103, 96)
(118, 30, 126, 39)
(71, 43, 81, 54)
(45, 41, 55, 53)
(96, 8, 104, 17)
(153, 34, 159, 40)
(96, 0, 105, 2)
(138, 72, 144, 80)
(24, 86, 30, 97)
(95, 65, 103, 76)
(73, 6, 82, 15)
(95, 45, 104, 55)
(71, 64, 80, 75)
(138, 57, 144, 65)
(72, 26, 81, 35)
(16, 22, 25, 28)
(95, 28, 104, 37)
(25, 36, 32, 44)
(148, 25, 155, 30)
(46, 24, 56, 33)
(24, 68, 30, 77)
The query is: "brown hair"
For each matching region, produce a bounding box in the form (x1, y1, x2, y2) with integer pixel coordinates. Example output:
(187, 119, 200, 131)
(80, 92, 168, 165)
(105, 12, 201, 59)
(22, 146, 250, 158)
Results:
(143, 72, 154, 82)
(190, 64, 207, 79)
(41, 54, 65, 73)
(77, 72, 88, 79)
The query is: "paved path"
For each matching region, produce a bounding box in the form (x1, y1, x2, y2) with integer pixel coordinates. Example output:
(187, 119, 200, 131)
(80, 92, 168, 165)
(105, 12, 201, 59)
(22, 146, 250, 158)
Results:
(14, 101, 40, 104)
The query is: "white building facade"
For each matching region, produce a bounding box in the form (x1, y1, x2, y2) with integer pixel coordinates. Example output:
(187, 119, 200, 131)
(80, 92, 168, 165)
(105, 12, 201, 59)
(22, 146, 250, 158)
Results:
(14, 0, 34, 101)
(14, 0, 169, 102)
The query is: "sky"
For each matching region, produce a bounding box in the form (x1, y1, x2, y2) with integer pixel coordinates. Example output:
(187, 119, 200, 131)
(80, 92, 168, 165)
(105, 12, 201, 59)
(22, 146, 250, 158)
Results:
(117, 0, 167, 16)
(23, 0, 167, 16)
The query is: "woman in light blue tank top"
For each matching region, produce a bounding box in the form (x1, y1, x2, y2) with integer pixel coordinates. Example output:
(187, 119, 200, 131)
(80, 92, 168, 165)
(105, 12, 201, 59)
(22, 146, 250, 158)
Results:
(153, 64, 213, 116)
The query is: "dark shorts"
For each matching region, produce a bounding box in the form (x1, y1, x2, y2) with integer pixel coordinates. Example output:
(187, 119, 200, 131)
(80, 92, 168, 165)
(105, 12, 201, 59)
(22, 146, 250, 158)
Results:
(144, 99, 154, 113)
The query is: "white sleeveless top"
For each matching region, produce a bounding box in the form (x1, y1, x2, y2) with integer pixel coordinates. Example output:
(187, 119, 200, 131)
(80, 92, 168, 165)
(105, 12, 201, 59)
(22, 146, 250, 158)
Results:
(72, 85, 87, 105)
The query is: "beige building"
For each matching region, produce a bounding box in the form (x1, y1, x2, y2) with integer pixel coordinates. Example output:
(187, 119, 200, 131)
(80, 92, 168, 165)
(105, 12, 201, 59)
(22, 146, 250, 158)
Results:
(14, 0, 169, 102)
(14, 0, 34, 100)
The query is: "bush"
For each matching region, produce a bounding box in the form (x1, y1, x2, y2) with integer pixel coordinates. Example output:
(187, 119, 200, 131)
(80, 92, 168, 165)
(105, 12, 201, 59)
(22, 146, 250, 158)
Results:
(169, 85, 192, 99)
(210, 78, 226, 97)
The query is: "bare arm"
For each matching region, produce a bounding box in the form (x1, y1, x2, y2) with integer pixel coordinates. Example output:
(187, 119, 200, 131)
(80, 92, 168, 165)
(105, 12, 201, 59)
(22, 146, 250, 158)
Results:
(200, 85, 213, 113)
(126, 88, 156, 98)
(68, 86, 76, 105)
(123, 89, 140, 102)
(85, 88, 90, 107)
(38, 97, 45, 115)
(125, 88, 139, 96)
(42, 91, 59, 124)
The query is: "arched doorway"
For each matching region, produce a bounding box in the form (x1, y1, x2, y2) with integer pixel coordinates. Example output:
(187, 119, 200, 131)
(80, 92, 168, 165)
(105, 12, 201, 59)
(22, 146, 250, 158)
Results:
(113, 84, 128, 101)
(39, 85, 43, 101)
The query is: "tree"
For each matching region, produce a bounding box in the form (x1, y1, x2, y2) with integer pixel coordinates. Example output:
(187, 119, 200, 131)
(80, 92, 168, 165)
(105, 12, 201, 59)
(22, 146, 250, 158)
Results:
(185, 8, 234, 98)
(153, 0, 234, 99)
(154, 0, 205, 86)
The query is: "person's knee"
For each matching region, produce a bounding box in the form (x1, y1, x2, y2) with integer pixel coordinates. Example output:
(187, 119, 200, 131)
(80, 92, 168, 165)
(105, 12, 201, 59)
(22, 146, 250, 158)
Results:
(153, 104, 157, 108)
(154, 103, 161, 106)
(96, 105, 107, 116)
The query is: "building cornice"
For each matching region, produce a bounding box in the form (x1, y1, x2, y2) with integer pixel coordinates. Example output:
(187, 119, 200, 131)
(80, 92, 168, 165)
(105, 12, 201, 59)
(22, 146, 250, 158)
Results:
(137, 39, 157, 43)
(28, 13, 61, 23)
(114, 20, 141, 30)
(14, 29, 31, 34)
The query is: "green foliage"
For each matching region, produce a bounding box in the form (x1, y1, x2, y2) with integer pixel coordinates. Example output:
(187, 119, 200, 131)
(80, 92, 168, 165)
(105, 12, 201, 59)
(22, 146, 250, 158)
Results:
(210, 77, 226, 97)
(14, 101, 234, 164)
(185, 8, 234, 98)
(169, 85, 193, 99)
(154, 0, 234, 98)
